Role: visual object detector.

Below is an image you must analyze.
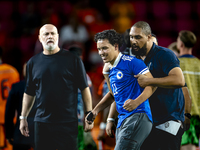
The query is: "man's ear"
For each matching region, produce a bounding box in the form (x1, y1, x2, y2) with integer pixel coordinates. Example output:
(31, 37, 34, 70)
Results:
(180, 41, 185, 48)
(38, 35, 42, 43)
(147, 34, 152, 41)
(114, 44, 119, 50)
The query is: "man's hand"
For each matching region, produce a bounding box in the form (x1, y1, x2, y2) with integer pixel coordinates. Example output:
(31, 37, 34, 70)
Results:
(184, 117, 190, 131)
(84, 121, 94, 132)
(103, 63, 111, 74)
(19, 119, 29, 137)
(106, 122, 116, 138)
(84, 112, 96, 132)
(134, 74, 149, 88)
(123, 99, 139, 111)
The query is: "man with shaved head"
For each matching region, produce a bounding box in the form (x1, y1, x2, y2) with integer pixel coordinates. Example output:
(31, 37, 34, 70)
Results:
(19, 24, 93, 150)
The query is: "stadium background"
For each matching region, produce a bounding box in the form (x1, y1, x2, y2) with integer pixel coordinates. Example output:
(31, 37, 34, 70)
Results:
(0, 0, 200, 149)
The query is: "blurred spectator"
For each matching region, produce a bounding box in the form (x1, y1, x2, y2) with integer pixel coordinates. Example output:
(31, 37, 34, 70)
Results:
(75, 0, 98, 28)
(0, 47, 20, 150)
(68, 46, 97, 150)
(59, 13, 89, 49)
(5, 62, 35, 150)
(20, 2, 41, 36)
(168, 42, 180, 57)
(109, 0, 135, 33)
(176, 30, 200, 150)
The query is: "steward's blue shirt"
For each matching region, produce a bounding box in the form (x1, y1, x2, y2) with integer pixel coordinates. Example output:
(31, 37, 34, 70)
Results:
(144, 43, 185, 125)
(109, 53, 152, 128)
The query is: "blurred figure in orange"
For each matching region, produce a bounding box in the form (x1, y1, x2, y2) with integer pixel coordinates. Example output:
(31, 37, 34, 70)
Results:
(5, 62, 35, 150)
(109, 0, 135, 33)
(0, 47, 20, 150)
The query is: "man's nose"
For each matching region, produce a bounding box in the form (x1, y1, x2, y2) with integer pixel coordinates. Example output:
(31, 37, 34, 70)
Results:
(130, 38, 136, 44)
(48, 34, 53, 38)
(98, 49, 104, 55)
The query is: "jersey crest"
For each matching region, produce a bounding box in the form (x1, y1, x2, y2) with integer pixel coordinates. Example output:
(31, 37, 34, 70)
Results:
(117, 71, 123, 79)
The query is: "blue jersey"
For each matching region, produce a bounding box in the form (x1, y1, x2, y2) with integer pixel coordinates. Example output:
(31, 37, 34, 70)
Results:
(109, 53, 152, 128)
(144, 43, 185, 125)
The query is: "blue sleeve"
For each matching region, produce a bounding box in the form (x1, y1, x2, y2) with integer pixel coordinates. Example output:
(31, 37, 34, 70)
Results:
(158, 50, 180, 75)
(130, 58, 149, 75)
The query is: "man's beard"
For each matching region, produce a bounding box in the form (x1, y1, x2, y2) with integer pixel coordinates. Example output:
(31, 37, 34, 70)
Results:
(131, 43, 147, 59)
(42, 40, 58, 51)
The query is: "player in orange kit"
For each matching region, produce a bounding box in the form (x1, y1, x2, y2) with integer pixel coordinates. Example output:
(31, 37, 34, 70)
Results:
(0, 47, 19, 150)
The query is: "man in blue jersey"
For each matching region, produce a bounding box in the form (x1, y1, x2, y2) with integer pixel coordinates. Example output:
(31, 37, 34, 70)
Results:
(85, 29, 156, 150)
(129, 21, 185, 150)
(104, 21, 186, 150)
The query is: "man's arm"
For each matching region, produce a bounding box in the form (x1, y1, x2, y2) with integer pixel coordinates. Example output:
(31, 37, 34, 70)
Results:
(92, 92, 115, 116)
(136, 67, 185, 88)
(182, 86, 192, 130)
(106, 101, 118, 137)
(19, 93, 35, 137)
(81, 87, 93, 113)
(182, 86, 191, 114)
(81, 87, 94, 132)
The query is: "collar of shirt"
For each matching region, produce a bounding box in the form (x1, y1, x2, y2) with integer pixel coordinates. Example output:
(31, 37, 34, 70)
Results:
(110, 52, 123, 69)
(179, 54, 195, 58)
(144, 42, 156, 63)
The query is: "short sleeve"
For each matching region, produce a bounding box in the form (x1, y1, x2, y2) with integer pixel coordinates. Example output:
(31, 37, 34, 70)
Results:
(24, 61, 36, 96)
(130, 58, 149, 75)
(158, 50, 180, 75)
(75, 57, 88, 91)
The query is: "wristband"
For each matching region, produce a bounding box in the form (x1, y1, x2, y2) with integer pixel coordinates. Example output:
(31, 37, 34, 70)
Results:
(85, 111, 91, 116)
(107, 118, 115, 123)
(184, 113, 192, 119)
(19, 116, 27, 120)
(103, 71, 110, 74)
(100, 122, 106, 130)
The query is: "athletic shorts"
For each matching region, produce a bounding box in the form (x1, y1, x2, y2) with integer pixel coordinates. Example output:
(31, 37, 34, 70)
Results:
(115, 113, 152, 150)
(181, 115, 200, 146)
(34, 122, 78, 150)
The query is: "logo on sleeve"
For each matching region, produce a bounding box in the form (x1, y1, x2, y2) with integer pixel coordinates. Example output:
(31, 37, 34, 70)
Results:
(117, 71, 123, 79)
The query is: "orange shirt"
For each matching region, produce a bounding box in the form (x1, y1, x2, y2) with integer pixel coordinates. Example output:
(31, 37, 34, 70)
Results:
(0, 64, 19, 124)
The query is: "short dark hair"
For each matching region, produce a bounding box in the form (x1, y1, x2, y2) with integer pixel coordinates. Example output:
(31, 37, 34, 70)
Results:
(179, 30, 196, 48)
(132, 21, 151, 36)
(123, 28, 131, 48)
(94, 29, 122, 46)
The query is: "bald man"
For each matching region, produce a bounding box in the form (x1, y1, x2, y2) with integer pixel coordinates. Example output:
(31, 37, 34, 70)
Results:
(19, 24, 93, 150)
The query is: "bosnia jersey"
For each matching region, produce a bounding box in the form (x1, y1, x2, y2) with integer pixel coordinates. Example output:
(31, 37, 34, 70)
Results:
(109, 53, 152, 128)
(0, 64, 19, 124)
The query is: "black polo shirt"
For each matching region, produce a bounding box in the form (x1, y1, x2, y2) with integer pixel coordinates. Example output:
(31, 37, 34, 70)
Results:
(144, 43, 185, 125)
